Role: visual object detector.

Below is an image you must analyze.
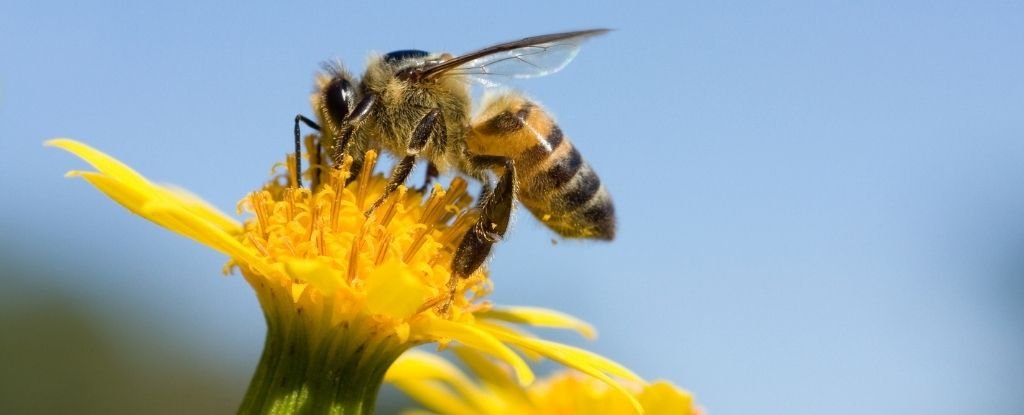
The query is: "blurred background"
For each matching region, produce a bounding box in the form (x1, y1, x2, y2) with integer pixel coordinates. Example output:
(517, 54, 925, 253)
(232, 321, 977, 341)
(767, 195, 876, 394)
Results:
(2, 1, 1022, 414)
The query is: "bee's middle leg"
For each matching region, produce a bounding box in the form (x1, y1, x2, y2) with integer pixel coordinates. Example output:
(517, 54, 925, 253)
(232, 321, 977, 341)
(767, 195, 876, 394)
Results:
(364, 108, 445, 216)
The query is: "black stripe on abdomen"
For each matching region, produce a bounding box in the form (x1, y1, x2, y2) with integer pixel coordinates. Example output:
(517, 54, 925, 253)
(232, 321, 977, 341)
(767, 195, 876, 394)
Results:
(555, 165, 602, 212)
(521, 124, 564, 165)
(537, 146, 583, 190)
(544, 124, 564, 149)
(577, 194, 615, 240)
(520, 163, 614, 239)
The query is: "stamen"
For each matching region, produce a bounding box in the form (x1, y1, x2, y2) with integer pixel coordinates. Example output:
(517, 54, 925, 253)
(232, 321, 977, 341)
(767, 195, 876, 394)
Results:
(302, 134, 318, 188)
(443, 178, 470, 211)
(347, 228, 364, 283)
(445, 179, 470, 208)
(402, 224, 431, 263)
(280, 232, 299, 257)
(286, 153, 299, 188)
(440, 209, 480, 248)
(247, 233, 270, 257)
(305, 193, 319, 243)
(378, 187, 405, 228)
(329, 188, 344, 233)
(356, 151, 379, 210)
(249, 193, 269, 238)
(375, 234, 393, 266)
(418, 187, 446, 227)
(283, 188, 295, 222)
(417, 294, 447, 314)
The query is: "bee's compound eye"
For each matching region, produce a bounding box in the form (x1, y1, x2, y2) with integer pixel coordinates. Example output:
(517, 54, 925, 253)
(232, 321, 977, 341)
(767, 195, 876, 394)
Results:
(324, 77, 355, 122)
(383, 49, 430, 64)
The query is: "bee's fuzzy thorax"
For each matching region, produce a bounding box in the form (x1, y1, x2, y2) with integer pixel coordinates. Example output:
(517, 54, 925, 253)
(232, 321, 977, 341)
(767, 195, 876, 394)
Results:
(356, 53, 473, 173)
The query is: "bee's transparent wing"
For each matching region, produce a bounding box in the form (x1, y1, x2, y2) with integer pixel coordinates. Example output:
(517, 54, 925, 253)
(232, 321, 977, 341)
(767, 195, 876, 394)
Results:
(448, 41, 585, 79)
(420, 29, 609, 81)
(465, 75, 506, 89)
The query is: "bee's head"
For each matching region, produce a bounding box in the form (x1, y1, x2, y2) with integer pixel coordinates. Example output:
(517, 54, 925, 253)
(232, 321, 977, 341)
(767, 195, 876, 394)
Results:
(320, 71, 357, 124)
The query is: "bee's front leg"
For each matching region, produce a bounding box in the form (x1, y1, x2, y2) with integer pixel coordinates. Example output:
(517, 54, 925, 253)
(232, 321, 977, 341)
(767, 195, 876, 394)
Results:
(333, 93, 378, 165)
(292, 115, 320, 188)
(364, 108, 445, 216)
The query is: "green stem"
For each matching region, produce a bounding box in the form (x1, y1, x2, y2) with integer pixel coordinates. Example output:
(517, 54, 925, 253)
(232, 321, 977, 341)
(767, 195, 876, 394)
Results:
(239, 288, 410, 415)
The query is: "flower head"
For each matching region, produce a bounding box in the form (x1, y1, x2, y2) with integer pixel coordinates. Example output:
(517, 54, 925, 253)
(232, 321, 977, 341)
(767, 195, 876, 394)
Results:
(48, 138, 649, 413)
(387, 348, 702, 415)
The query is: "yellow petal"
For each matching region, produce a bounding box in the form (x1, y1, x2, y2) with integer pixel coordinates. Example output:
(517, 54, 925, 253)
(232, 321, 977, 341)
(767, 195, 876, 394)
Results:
(386, 350, 466, 383)
(479, 306, 597, 339)
(468, 322, 541, 361)
(452, 347, 534, 409)
(51, 139, 245, 258)
(389, 382, 477, 415)
(141, 200, 251, 260)
(364, 260, 433, 319)
(386, 353, 480, 415)
(284, 259, 344, 295)
(66, 171, 150, 216)
(412, 318, 534, 386)
(48, 139, 242, 235)
(639, 381, 697, 415)
(71, 173, 220, 251)
(161, 183, 243, 235)
(141, 201, 270, 273)
(388, 350, 503, 414)
(480, 323, 645, 414)
(47, 139, 151, 189)
(291, 282, 308, 303)
(395, 322, 411, 343)
(481, 322, 641, 382)
(68, 171, 272, 277)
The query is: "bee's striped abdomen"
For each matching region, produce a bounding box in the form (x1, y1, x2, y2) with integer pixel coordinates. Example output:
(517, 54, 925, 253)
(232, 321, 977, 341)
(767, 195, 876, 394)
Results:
(468, 95, 615, 240)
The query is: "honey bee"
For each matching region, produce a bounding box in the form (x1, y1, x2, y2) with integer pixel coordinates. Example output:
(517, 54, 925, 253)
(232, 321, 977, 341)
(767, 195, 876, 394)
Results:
(293, 29, 615, 281)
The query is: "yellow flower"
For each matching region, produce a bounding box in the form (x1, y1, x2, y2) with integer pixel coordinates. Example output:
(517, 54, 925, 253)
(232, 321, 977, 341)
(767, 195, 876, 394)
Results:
(48, 138, 645, 414)
(387, 348, 702, 415)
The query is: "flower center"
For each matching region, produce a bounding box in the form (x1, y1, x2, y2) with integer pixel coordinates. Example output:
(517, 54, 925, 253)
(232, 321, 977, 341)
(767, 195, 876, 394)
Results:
(235, 150, 491, 331)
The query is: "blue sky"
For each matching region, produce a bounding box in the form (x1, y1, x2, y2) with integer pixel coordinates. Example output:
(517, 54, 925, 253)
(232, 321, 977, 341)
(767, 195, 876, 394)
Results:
(2, 1, 1023, 414)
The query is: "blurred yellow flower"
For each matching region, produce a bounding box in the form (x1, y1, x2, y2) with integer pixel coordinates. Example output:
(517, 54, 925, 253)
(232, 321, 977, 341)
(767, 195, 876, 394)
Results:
(48, 138, 646, 414)
(387, 348, 702, 415)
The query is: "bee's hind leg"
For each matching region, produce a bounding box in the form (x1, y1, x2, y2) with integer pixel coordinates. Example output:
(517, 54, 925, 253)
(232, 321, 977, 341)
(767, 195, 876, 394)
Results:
(443, 158, 515, 313)
(364, 108, 445, 216)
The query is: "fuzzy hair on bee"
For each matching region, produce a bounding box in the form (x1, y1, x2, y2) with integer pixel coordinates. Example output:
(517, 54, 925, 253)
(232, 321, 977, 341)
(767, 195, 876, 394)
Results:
(358, 53, 478, 175)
